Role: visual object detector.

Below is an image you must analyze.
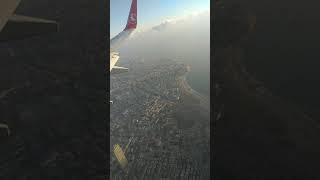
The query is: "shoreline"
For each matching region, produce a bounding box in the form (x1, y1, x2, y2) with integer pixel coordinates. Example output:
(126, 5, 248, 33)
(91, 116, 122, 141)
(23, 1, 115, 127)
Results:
(178, 70, 210, 110)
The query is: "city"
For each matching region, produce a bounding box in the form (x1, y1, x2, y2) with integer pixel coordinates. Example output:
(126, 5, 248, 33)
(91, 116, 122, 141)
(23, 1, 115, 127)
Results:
(110, 58, 210, 179)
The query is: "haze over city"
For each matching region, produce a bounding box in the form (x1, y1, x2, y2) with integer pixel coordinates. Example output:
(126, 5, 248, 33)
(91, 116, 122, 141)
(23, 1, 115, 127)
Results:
(111, 0, 210, 95)
(110, 0, 210, 178)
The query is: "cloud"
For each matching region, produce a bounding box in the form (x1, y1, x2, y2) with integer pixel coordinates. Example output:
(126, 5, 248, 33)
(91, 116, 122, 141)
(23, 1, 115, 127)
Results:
(118, 10, 210, 71)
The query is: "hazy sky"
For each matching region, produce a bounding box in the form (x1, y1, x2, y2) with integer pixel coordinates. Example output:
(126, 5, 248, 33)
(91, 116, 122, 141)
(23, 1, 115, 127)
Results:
(110, 0, 210, 37)
(116, 9, 210, 95)
(111, 0, 210, 95)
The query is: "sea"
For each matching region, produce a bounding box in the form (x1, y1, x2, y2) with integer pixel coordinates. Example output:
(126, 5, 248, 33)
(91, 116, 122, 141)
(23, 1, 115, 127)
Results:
(175, 58, 210, 98)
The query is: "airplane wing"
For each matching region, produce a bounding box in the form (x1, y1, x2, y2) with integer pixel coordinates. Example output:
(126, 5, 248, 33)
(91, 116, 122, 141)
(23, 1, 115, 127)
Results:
(0, 0, 59, 42)
(111, 66, 129, 74)
(109, 0, 137, 72)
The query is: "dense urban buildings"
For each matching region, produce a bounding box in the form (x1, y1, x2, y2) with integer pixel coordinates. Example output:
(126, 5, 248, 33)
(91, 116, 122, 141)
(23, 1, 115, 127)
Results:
(110, 59, 210, 179)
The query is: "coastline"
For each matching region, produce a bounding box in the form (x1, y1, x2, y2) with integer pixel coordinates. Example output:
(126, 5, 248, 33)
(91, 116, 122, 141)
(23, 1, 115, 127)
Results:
(178, 70, 210, 111)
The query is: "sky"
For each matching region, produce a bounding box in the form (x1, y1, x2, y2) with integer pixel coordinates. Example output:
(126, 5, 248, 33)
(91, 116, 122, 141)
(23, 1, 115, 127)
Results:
(115, 8, 210, 96)
(110, 0, 210, 96)
(110, 0, 210, 37)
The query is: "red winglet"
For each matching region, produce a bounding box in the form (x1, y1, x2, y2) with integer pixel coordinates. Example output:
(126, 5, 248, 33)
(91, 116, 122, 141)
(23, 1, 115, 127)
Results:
(124, 0, 137, 30)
